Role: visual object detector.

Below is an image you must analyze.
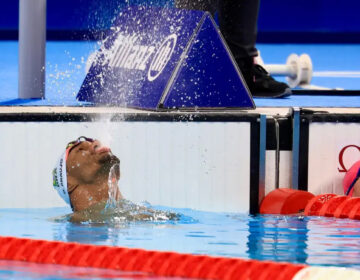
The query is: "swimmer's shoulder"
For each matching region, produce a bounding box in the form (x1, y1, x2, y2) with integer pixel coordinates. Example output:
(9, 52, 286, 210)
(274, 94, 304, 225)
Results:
(69, 199, 180, 223)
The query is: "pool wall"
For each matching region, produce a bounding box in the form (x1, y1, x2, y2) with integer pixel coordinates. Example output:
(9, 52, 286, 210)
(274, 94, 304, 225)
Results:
(299, 112, 360, 195)
(0, 109, 260, 213)
(1, 107, 359, 213)
(261, 109, 360, 197)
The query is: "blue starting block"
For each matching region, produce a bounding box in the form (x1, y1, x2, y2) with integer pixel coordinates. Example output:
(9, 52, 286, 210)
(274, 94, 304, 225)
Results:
(77, 6, 255, 110)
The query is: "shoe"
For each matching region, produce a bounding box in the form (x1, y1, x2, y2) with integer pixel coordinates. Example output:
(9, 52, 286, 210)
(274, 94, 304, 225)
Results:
(238, 59, 292, 98)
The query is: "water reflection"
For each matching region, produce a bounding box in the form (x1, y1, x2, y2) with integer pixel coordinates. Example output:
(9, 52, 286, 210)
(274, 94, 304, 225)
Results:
(305, 216, 360, 268)
(52, 201, 189, 247)
(49, 208, 360, 269)
(0, 260, 185, 280)
(247, 215, 309, 264)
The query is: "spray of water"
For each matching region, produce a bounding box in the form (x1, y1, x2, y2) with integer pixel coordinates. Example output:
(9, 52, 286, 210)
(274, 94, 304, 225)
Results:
(58, 2, 196, 224)
(106, 163, 120, 209)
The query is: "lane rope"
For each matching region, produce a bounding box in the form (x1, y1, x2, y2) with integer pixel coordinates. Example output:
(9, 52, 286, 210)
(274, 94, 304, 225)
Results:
(1, 235, 360, 278)
(304, 194, 360, 219)
(260, 189, 360, 221)
(1, 236, 360, 279)
(0, 236, 305, 280)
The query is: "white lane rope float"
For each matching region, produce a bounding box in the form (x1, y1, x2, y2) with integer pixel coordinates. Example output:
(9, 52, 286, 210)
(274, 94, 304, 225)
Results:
(256, 53, 313, 88)
(257, 52, 360, 91)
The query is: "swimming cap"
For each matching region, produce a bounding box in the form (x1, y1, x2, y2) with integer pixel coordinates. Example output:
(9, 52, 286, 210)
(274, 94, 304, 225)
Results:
(52, 137, 96, 206)
(52, 150, 70, 205)
(343, 160, 360, 196)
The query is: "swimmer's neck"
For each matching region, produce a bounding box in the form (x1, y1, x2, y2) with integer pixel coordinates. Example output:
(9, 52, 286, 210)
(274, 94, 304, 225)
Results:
(69, 177, 122, 212)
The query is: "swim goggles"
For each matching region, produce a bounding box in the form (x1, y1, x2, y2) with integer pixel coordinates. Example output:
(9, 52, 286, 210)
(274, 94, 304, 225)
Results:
(66, 136, 95, 155)
(345, 167, 360, 196)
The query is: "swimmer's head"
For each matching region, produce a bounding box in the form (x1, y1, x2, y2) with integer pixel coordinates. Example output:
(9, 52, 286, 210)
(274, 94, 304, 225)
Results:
(52, 136, 121, 210)
(343, 160, 360, 197)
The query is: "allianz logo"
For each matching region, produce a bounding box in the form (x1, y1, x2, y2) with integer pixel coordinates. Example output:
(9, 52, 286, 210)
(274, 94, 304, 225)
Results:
(101, 33, 178, 82)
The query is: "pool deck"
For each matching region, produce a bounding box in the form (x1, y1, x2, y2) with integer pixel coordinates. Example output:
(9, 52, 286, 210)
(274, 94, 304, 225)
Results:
(0, 106, 359, 119)
(0, 41, 360, 109)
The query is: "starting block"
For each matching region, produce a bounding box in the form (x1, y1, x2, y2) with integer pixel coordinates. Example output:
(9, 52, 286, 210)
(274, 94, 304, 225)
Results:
(77, 6, 254, 110)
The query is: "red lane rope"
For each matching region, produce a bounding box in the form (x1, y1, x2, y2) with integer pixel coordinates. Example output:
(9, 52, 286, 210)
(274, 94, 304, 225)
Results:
(334, 197, 360, 218)
(318, 196, 349, 217)
(305, 194, 360, 220)
(303, 194, 337, 216)
(0, 236, 305, 280)
(260, 189, 360, 221)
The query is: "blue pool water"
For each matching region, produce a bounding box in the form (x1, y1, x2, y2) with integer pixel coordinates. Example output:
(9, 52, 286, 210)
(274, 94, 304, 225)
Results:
(0, 260, 173, 280)
(1, 206, 360, 279)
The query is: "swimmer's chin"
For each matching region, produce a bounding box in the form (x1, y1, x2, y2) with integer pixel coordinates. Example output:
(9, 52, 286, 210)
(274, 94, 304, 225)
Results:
(98, 155, 120, 177)
(99, 153, 120, 165)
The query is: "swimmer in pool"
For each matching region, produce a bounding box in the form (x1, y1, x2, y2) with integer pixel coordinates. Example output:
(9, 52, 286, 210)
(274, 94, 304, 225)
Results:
(343, 160, 360, 197)
(53, 136, 177, 223)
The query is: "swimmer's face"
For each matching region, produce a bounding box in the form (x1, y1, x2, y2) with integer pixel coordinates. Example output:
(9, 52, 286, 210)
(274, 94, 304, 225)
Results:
(66, 138, 120, 185)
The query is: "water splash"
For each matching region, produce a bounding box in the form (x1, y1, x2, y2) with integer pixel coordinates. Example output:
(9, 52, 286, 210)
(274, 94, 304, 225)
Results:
(93, 114, 114, 147)
(106, 163, 120, 209)
(66, 199, 179, 225)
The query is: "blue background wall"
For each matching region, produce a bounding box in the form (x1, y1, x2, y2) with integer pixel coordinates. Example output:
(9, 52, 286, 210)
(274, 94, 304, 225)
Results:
(257, 0, 360, 42)
(1, 0, 359, 42)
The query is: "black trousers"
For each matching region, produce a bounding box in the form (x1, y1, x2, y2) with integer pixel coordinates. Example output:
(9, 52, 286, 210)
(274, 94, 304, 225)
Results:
(174, 0, 260, 59)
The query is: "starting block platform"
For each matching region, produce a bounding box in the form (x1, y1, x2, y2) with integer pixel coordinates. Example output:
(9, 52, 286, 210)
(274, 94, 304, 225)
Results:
(1, 41, 360, 107)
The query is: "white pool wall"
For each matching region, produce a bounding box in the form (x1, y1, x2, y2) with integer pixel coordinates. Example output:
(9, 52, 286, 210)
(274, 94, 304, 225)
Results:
(308, 122, 360, 195)
(0, 121, 251, 213)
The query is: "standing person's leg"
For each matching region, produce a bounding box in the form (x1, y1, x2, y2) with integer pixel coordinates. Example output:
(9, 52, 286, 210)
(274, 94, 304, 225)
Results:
(174, 0, 217, 16)
(218, 0, 259, 60)
(219, 0, 291, 97)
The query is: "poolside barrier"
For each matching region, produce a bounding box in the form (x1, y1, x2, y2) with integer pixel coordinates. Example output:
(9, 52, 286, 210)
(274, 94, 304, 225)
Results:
(77, 6, 254, 110)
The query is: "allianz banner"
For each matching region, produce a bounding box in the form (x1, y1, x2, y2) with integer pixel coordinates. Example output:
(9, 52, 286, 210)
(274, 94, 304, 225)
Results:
(77, 6, 254, 110)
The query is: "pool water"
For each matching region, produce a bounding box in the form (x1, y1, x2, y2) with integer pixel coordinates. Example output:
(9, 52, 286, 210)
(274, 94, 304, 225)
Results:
(1, 205, 360, 272)
(0, 260, 194, 280)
